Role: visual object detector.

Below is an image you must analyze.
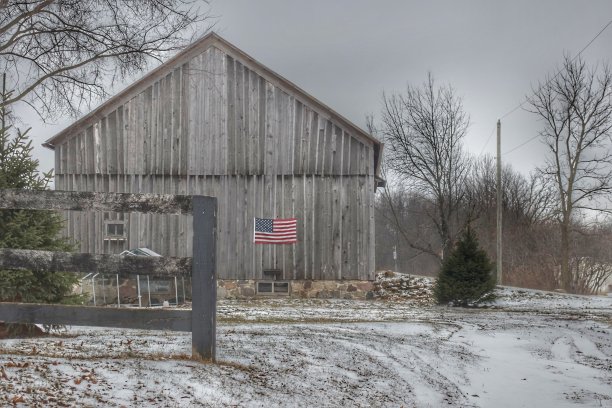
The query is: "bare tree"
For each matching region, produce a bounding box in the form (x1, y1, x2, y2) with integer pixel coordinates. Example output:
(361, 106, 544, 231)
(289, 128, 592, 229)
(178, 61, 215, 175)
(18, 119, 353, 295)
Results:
(380, 73, 472, 261)
(470, 155, 556, 226)
(0, 0, 213, 119)
(469, 155, 558, 289)
(374, 187, 442, 275)
(527, 56, 612, 292)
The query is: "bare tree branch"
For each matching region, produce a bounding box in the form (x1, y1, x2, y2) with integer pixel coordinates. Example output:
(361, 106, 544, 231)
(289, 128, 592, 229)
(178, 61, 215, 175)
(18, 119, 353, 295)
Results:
(0, 0, 214, 119)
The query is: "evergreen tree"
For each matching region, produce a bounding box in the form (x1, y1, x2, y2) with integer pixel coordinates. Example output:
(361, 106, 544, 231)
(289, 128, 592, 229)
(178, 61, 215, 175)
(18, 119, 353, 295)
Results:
(0, 122, 80, 304)
(434, 226, 496, 306)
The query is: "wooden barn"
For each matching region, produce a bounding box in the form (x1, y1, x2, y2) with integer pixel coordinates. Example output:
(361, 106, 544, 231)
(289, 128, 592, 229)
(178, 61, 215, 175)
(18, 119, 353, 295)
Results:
(43, 33, 383, 294)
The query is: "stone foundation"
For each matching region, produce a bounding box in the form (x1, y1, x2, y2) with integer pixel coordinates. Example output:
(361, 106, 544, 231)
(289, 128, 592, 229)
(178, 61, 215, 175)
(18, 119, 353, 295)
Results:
(217, 279, 375, 299)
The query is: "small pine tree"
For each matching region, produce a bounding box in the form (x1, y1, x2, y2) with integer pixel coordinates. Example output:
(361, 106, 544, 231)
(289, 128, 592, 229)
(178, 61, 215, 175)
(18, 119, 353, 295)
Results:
(0, 123, 80, 304)
(434, 226, 496, 306)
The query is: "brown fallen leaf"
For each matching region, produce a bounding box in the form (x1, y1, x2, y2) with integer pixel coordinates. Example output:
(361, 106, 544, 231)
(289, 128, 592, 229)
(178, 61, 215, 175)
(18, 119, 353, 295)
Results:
(6, 361, 29, 369)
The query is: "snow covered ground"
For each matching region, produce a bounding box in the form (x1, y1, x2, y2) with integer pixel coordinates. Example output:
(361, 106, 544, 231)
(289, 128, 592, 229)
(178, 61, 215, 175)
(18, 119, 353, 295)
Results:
(1, 287, 611, 407)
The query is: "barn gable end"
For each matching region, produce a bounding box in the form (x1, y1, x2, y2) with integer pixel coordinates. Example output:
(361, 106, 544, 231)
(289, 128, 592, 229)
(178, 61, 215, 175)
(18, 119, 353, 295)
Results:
(44, 33, 380, 282)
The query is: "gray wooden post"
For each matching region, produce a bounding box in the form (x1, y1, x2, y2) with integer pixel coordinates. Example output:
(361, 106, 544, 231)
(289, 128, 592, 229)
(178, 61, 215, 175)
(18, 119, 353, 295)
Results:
(191, 196, 217, 361)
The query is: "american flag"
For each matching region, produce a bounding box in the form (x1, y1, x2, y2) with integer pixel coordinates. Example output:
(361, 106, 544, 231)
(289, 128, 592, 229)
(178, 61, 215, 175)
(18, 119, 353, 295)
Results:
(254, 217, 297, 244)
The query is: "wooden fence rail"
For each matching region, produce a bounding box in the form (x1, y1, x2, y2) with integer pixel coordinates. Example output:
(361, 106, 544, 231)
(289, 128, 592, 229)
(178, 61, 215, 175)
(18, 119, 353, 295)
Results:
(0, 189, 217, 361)
(0, 248, 192, 277)
(0, 189, 194, 214)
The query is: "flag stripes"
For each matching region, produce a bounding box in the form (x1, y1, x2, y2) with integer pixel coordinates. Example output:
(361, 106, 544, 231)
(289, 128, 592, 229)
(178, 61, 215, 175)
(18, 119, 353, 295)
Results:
(254, 217, 297, 244)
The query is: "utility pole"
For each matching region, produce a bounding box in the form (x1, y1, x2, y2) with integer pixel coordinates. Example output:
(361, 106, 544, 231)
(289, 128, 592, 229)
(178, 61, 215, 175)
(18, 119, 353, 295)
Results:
(1, 72, 6, 131)
(496, 119, 502, 285)
(393, 245, 398, 272)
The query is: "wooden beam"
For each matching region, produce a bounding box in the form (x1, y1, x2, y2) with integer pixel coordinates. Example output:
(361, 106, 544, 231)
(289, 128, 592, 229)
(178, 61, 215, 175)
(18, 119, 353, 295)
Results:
(0, 189, 193, 215)
(191, 196, 217, 362)
(0, 303, 191, 331)
(0, 248, 192, 277)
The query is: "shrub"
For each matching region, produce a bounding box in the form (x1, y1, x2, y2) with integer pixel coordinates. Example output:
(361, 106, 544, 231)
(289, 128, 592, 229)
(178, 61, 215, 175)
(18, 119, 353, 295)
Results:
(0, 124, 79, 305)
(434, 226, 496, 306)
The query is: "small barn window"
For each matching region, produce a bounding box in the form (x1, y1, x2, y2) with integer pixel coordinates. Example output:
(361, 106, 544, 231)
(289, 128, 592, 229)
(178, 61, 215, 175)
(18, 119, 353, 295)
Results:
(257, 282, 273, 293)
(274, 282, 289, 293)
(257, 281, 290, 295)
(104, 213, 127, 241)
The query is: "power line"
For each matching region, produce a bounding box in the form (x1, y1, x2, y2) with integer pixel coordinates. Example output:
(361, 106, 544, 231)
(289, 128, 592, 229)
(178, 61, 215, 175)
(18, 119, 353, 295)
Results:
(503, 134, 540, 156)
(498, 18, 612, 155)
(478, 125, 497, 156)
(501, 18, 612, 121)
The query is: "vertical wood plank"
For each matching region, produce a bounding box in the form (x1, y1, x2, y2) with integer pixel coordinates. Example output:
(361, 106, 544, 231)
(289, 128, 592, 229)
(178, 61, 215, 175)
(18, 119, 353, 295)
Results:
(226, 175, 236, 278)
(124, 100, 133, 175)
(332, 177, 341, 279)
(171, 68, 180, 176)
(289, 176, 296, 279)
(332, 125, 343, 175)
(350, 176, 360, 279)
(278, 174, 285, 276)
(116, 106, 124, 175)
(245, 176, 254, 279)
(162, 73, 172, 175)
(74, 132, 82, 175)
(67, 136, 76, 175)
(59, 143, 67, 175)
(264, 82, 275, 176)
(293, 101, 303, 175)
(226, 55, 236, 175)
(205, 51, 214, 174)
(235, 61, 246, 175)
(98, 120, 107, 175)
(99, 120, 107, 179)
(179, 63, 189, 176)
(219, 49, 228, 176)
(243, 68, 253, 175)
(293, 175, 305, 280)
(236, 175, 246, 280)
(154, 81, 163, 175)
(342, 131, 350, 176)
(358, 176, 365, 279)
(323, 120, 332, 175)
(107, 112, 117, 174)
(254, 175, 263, 278)
(317, 119, 326, 176)
(187, 57, 199, 175)
(258, 77, 266, 175)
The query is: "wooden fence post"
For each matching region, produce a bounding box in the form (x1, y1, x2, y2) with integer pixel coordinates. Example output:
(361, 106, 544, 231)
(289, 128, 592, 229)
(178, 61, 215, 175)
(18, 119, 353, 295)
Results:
(191, 196, 217, 361)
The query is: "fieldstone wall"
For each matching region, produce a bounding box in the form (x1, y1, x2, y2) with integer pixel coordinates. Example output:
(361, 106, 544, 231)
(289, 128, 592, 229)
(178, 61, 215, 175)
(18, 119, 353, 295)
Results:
(217, 279, 375, 299)
(217, 280, 257, 298)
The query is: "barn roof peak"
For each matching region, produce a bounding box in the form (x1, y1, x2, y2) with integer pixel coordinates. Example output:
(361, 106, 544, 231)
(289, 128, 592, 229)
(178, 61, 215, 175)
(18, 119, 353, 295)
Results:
(42, 31, 380, 153)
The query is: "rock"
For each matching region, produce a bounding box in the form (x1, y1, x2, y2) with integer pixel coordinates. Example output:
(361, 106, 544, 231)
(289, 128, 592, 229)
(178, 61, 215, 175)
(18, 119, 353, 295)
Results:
(241, 287, 255, 297)
(372, 270, 435, 304)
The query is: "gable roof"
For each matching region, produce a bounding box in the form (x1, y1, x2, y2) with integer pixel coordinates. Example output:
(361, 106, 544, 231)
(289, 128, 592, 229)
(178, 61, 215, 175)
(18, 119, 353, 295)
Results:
(42, 32, 381, 164)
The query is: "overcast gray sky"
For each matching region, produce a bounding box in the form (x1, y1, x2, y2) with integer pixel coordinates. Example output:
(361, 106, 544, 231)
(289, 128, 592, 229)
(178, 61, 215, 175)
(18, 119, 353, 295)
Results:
(23, 0, 612, 176)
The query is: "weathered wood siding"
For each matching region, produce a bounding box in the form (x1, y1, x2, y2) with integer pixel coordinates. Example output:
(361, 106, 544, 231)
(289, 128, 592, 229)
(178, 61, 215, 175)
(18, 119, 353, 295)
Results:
(54, 45, 376, 280)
